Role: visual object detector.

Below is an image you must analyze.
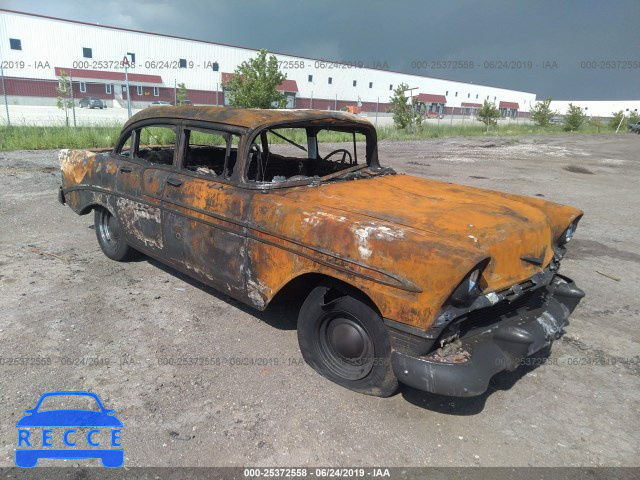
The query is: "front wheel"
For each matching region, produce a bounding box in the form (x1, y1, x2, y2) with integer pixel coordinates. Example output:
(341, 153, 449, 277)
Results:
(94, 207, 138, 261)
(297, 284, 398, 397)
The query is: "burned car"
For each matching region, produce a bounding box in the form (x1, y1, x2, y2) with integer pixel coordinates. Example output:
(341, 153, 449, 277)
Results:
(59, 107, 584, 397)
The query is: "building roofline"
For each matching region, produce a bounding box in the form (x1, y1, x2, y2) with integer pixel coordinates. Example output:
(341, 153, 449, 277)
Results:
(0, 8, 536, 96)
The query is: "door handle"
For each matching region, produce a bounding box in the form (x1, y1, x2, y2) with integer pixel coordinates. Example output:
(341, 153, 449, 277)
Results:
(119, 166, 132, 173)
(166, 178, 182, 187)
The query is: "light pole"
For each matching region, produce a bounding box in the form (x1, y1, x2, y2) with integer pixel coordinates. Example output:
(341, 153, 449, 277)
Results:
(212, 61, 219, 106)
(0, 47, 10, 126)
(123, 54, 132, 117)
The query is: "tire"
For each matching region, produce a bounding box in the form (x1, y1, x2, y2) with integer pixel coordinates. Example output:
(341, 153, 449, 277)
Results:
(94, 207, 138, 261)
(297, 284, 398, 397)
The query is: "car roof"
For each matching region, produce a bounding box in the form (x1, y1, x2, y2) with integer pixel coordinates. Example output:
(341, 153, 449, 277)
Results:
(124, 106, 374, 132)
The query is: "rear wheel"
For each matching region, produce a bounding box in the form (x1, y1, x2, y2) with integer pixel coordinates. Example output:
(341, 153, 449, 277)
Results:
(297, 284, 398, 397)
(94, 207, 138, 261)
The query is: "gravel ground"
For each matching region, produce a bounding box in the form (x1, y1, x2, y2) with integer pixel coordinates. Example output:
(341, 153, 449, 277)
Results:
(0, 134, 638, 468)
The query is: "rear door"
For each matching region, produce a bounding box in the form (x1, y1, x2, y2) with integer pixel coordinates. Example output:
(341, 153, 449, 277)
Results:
(114, 123, 178, 256)
(161, 126, 248, 299)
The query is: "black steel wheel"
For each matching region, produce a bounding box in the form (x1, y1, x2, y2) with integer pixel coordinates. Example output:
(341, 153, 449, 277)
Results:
(298, 284, 398, 396)
(94, 207, 137, 261)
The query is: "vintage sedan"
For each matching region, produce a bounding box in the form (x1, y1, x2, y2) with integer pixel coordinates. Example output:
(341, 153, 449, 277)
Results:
(58, 107, 584, 397)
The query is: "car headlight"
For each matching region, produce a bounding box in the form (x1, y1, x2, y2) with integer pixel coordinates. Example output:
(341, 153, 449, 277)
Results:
(559, 219, 580, 245)
(450, 267, 483, 306)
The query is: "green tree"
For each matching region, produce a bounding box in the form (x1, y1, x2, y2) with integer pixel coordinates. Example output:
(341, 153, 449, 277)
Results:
(56, 70, 74, 127)
(477, 100, 500, 130)
(176, 82, 188, 105)
(609, 111, 625, 129)
(588, 117, 602, 133)
(627, 111, 639, 125)
(530, 98, 555, 127)
(223, 49, 287, 109)
(388, 83, 417, 129)
(563, 103, 585, 131)
(414, 99, 424, 129)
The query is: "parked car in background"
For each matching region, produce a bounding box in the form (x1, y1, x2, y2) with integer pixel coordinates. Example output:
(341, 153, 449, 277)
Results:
(427, 111, 444, 119)
(627, 121, 640, 133)
(150, 101, 172, 106)
(550, 116, 564, 124)
(78, 97, 105, 109)
(58, 107, 584, 398)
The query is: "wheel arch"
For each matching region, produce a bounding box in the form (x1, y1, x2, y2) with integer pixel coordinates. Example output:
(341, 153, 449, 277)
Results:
(269, 272, 383, 318)
(70, 190, 116, 216)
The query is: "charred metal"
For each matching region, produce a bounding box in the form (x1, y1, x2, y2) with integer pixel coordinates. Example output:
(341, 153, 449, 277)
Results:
(58, 106, 585, 397)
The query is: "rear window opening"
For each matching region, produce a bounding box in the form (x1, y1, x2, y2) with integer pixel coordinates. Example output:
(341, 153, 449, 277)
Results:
(183, 129, 240, 179)
(245, 126, 370, 184)
(135, 125, 177, 165)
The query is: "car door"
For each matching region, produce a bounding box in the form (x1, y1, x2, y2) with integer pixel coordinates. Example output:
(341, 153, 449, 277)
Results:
(161, 126, 248, 299)
(113, 123, 177, 256)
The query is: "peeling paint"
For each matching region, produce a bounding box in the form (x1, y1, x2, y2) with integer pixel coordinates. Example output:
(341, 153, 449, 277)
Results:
(115, 197, 163, 249)
(353, 224, 405, 259)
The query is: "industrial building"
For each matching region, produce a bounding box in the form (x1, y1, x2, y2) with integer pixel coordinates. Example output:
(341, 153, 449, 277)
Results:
(0, 9, 537, 119)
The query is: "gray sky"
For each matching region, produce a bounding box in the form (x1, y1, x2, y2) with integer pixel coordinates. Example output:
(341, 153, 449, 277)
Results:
(2, 0, 639, 99)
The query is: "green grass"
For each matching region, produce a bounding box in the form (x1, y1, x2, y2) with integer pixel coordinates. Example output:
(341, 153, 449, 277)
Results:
(0, 124, 122, 151)
(0, 121, 625, 151)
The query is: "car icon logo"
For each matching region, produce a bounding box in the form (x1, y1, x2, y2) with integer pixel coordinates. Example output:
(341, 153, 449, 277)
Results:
(15, 391, 123, 468)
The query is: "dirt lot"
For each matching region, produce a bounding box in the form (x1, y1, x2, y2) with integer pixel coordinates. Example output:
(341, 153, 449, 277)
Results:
(0, 134, 638, 468)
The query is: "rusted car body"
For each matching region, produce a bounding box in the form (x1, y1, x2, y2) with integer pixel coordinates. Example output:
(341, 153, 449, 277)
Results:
(59, 106, 584, 397)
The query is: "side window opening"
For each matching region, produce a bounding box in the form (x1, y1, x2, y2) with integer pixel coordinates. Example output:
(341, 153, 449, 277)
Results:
(246, 127, 367, 184)
(117, 132, 133, 157)
(135, 125, 177, 165)
(183, 129, 239, 179)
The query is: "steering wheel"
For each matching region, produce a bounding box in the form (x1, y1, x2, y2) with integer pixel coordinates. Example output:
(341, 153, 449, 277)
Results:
(249, 143, 261, 158)
(323, 149, 353, 164)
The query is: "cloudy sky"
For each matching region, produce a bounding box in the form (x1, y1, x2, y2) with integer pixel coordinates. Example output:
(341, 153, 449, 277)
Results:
(2, 0, 638, 99)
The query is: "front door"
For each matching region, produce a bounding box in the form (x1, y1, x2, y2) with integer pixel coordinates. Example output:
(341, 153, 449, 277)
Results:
(161, 127, 247, 299)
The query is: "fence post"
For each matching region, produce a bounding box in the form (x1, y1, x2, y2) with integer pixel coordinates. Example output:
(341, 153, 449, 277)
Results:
(0, 52, 10, 126)
(69, 74, 77, 127)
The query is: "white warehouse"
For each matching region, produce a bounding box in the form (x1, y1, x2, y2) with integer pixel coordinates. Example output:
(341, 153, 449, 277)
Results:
(0, 9, 536, 117)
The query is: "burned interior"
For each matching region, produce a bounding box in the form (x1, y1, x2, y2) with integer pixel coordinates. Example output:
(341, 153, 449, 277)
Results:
(245, 125, 373, 184)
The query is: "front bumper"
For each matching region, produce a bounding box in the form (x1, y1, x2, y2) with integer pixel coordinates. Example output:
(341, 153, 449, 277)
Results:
(391, 275, 584, 397)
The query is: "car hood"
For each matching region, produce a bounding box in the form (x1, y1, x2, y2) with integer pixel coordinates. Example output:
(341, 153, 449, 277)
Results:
(16, 410, 123, 427)
(276, 173, 582, 289)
